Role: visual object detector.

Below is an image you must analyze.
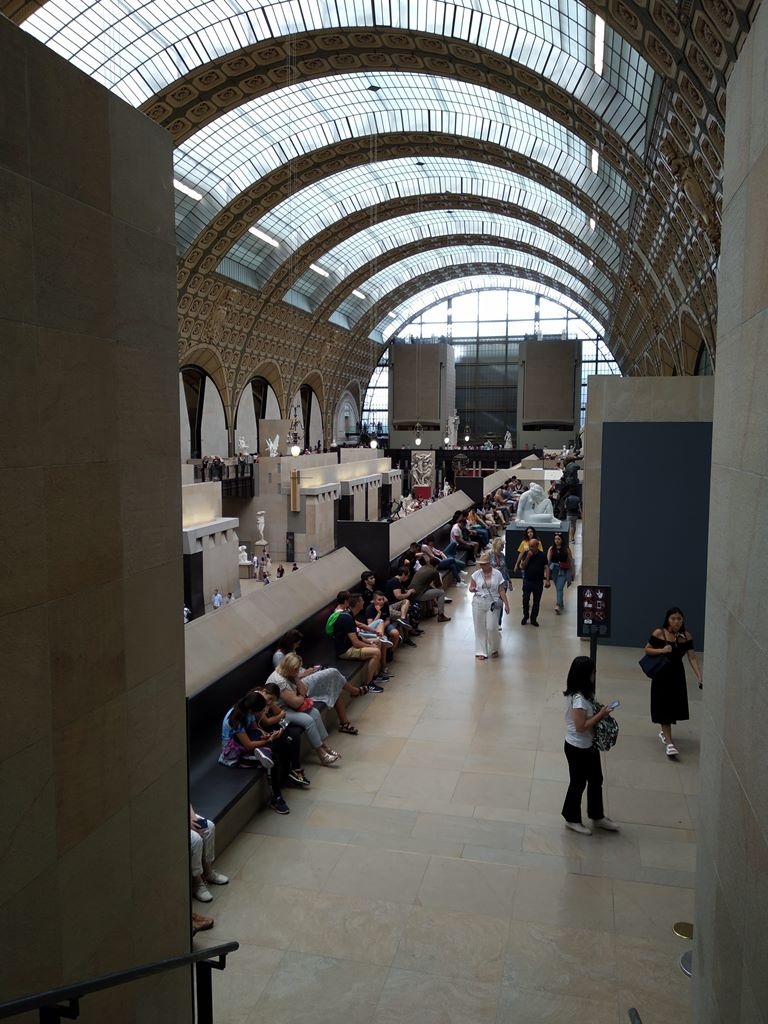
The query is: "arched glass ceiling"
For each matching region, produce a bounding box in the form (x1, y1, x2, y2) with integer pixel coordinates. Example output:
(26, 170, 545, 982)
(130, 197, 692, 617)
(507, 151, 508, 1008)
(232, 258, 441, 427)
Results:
(290, 210, 615, 309)
(380, 275, 605, 340)
(218, 156, 624, 288)
(336, 247, 609, 327)
(22, 0, 655, 153)
(173, 71, 632, 248)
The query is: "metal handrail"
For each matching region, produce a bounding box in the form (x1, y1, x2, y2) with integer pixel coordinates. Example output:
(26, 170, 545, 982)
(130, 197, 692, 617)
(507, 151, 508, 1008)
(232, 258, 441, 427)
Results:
(628, 1010, 643, 1023)
(0, 941, 238, 1022)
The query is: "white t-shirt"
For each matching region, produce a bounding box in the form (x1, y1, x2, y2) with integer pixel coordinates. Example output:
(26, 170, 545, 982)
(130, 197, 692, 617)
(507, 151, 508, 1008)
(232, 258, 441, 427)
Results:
(471, 568, 504, 601)
(450, 523, 463, 544)
(565, 694, 594, 749)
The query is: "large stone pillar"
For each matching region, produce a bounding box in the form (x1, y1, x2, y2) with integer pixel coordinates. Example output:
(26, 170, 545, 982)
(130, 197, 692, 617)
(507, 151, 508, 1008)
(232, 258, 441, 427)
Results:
(694, 4, 768, 1019)
(0, 19, 190, 1021)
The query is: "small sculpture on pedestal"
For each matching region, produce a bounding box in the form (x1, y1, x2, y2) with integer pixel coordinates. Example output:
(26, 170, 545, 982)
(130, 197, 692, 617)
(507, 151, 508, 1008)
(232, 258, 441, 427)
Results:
(504, 430, 513, 449)
(255, 511, 266, 544)
(448, 411, 460, 448)
(238, 544, 249, 565)
(515, 483, 562, 525)
(265, 435, 280, 457)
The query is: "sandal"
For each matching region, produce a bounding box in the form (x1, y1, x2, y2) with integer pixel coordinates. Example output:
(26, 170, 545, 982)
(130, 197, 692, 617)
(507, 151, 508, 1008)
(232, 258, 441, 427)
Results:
(339, 722, 358, 734)
(326, 747, 342, 758)
(318, 751, 339, 765)
(475, 655, 487, 661)
(351, 685, 369, 697)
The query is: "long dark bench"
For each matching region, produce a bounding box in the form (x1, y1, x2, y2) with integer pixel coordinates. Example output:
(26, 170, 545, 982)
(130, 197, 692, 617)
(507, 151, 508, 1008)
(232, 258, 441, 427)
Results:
(188, 597, 368, 829)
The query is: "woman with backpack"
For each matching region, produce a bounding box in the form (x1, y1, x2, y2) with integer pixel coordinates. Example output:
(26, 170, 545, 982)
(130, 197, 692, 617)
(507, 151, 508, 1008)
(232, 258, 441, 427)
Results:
(562, 656, 620, 836)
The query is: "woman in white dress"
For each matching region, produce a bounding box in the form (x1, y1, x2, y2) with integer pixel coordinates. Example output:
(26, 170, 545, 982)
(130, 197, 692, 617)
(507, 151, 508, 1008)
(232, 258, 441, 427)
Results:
(468, 554, 509, 660)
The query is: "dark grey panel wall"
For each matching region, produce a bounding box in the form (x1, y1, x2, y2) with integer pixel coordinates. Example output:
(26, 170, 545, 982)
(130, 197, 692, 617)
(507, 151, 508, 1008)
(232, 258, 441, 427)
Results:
(598, 421, 712, 647)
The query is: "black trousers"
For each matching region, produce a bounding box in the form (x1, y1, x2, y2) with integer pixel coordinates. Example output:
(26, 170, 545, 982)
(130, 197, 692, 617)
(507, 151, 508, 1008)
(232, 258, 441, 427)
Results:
(522, 580, 544, 621)
(562, 741, 604, 823)
(267, 726, 303, 797)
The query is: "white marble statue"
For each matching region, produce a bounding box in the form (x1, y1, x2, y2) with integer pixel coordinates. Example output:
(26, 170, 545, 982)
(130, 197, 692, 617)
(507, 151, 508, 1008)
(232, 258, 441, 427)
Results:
(447, 411, 460, 448)
(255, 511, 266, 544)
(504, 430, 513, 449)
(238, 544, 249, 565)
(266, 434, 280, 457)
(238, 435, 247, 452)
(515, 482, 561, 525)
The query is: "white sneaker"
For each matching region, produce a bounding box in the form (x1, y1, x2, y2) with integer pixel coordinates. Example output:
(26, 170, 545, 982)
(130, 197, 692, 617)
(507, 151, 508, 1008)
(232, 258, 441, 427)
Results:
(658, 731, 666, 745)
(204, 869, 229, 885)
(666, 743, 679, 757)
(193, 882, 213, 903)
(591, 817, 620, 832)
(565, 822, 592, 835)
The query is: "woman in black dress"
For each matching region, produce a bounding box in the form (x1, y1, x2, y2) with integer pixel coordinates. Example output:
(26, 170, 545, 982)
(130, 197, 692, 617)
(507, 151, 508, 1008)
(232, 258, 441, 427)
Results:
(644, 607, 703, 758)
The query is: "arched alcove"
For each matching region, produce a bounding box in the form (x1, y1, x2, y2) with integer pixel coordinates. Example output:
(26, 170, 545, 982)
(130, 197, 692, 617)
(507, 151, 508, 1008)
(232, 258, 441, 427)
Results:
(289, 384, 324, 451)
(234, 376, 281, 454)
(334, 390, 360, 444)
(179, 366, 228, 459)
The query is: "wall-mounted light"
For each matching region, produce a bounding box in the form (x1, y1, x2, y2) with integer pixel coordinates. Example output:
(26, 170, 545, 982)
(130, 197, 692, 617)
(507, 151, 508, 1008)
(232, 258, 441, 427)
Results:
(414, 421, 423, 447)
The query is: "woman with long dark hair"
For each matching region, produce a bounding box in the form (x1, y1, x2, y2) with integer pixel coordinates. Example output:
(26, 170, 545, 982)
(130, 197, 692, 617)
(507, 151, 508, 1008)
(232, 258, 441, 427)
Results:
(643, 607, 702, 758)
(218, 691, 292, 814)
(546, 533, 575, 614)
(561, 656, 619, 835)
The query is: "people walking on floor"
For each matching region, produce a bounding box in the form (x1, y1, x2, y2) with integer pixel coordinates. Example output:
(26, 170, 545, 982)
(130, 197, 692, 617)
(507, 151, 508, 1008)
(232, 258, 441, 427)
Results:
(211, 588, 222, 609)
(644, 607, 702, 758)
(468, 554, 509, 660)
(488, 537, 510, 629)
(561, 656, 619, 836)
(546, 533, 574, 614)
(513, 527, 539, 574)
(519, 538, 550, 626)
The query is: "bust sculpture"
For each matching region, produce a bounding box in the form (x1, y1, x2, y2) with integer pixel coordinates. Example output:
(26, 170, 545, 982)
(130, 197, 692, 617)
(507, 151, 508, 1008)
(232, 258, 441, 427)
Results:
(238, 544, 249, 565)
(515, 482, 562, 525)
(265, 434, 280, 457)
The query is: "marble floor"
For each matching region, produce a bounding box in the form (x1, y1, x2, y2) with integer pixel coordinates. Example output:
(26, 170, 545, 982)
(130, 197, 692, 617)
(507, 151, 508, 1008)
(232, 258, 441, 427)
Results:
(198, 549, 699, 1023)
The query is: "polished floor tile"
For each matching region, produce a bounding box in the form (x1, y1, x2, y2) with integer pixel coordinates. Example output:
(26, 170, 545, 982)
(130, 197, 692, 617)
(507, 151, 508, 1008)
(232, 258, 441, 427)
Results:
(206, 562, 695, 1022)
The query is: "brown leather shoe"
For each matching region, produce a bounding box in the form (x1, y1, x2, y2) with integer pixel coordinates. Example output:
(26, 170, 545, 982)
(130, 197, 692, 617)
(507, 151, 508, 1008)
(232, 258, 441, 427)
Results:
(192, 911, 214, 935)
(437, 614, 452, 622)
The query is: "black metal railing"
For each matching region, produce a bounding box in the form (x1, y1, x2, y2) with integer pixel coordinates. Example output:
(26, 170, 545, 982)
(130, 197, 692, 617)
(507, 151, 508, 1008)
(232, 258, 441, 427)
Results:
(0, 941, 238, 1023)
(627, 1010, 643, 1023)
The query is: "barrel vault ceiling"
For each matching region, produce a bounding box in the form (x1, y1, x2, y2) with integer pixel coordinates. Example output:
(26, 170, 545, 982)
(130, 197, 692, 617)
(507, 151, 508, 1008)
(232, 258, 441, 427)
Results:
(4, 0, 760, 424)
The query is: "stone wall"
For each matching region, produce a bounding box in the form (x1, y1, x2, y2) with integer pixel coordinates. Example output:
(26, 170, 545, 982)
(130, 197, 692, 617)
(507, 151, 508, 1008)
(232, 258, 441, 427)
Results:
(694, 4, 768, 1020)
(0, 18, 191, 1021)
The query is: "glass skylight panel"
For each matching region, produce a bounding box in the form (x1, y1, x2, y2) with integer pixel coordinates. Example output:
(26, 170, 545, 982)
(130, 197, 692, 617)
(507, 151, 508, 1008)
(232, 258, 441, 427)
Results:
(290, 209, 614, 306)
(22, 0, 655, 155)
(336, 246, 609, 327)
(381, 275, 604, 340)
(217, 153, 624, 289)
(172, 72, 634, 218)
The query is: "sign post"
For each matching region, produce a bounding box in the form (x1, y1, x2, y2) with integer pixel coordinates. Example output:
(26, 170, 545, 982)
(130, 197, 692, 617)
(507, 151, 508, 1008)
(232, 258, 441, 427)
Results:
(576, 586, 612, 667)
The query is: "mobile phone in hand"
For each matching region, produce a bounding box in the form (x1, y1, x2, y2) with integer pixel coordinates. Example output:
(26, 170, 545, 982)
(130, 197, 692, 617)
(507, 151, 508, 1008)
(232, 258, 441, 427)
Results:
(607, 700, 620, 711)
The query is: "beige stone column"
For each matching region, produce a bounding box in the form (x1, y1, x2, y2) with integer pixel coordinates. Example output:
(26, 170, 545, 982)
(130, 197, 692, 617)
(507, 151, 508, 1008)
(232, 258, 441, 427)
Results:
(0, 19, 190, 1021)
(694, 3, 768, 1018)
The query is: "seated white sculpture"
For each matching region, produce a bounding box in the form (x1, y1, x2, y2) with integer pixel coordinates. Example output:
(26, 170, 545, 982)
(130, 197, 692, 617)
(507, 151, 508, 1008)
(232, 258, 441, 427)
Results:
(265, 434, 280, 457)
(238, 544, 249, 565)
(515, 483, 561, 525)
